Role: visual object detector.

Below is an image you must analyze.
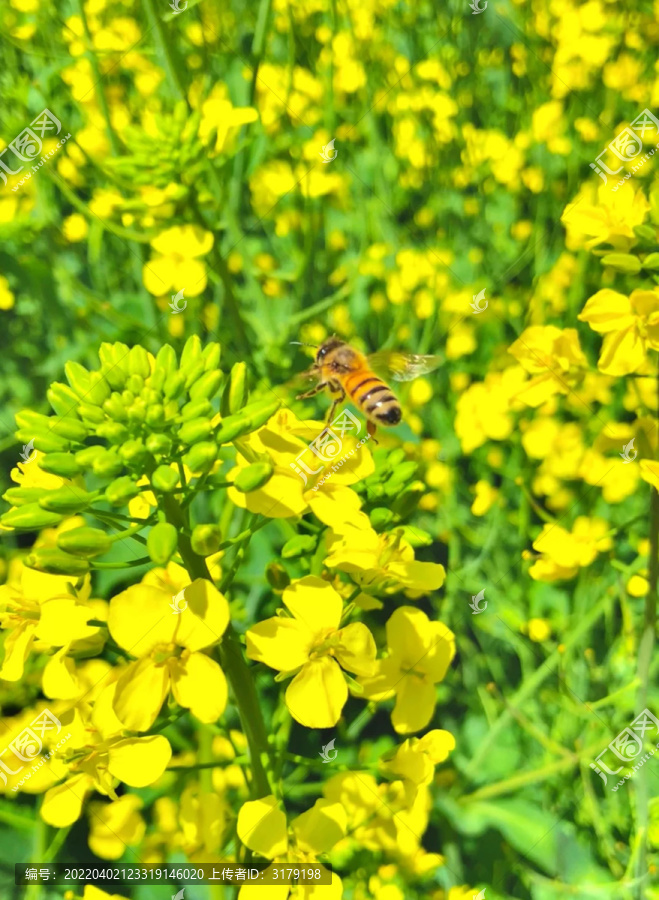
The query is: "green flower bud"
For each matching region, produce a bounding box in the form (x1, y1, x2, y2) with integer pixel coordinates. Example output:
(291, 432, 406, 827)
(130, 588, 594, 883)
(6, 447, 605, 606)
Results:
(370, 507, 394, 528)
(384, 462, 418, 492)
(3, 487, 45, 506)
(142, 388, 160, 406)
(146, 403, 166, 428)
(147, 522, 179, 564)
(164, 400, 179, 421)
(234, 462, 274, 493)
(119, 439, 148, 465)
(190, 524, 222, 556)
(634, 224, 657, 244)
(39, 487, 95, 514)
(214, 414, 249, 445)
(182, 361, 205, 391)
(57, 526, 112, 557)
(146, 433, 172, 456)
(47, 383, 81, 419)
(24, 548, 89, 575)
(155, 343, 178, 376)
(16, 410, 51, 431)
(242, 397, 282, 430)
(180, 399, 212, 422)
(1, 503, 63, 531)
(392, 485, 423, 518)
(38, 452, 82, 478)
(182, 441, 217, 474)
(281, 534, 317, 558)
(17, 430, 69, 454)
(92, 451, 123, 478)
(179, 417, 213, 445)
(642, 252, 659, 270)
(50, 418, 88, 443)
(96, 422, 129, 444)
(266, 562, 290, 590)
(77, 403, 106, 424)
(122, 390, 135, 406)
(600, 252, 642, 274)
(180, 334, 202, 369)
(202, 342, 221, 371)
(398, 525, 433, 547)
(151, 465, 179, 492)
(127, 374, 144, 395)
(189, 370, 223, 402)
(164, 371, 186, 400)
(128, 345, 151, 378)
(149, 368, 166, 394)
(105, 475, 140, 506)
(99, 342, 130, 390)
(65, 361, 92, 398)
(75, 446, 106, 468)
(222, 362, 248, 415)
(103, 394, 127, 421)
(127, 400, 147, 425)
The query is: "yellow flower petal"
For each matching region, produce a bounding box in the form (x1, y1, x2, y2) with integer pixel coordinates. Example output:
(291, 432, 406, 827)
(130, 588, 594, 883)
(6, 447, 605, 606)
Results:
(283, 576, 343, 634)
(42, 646, 81, 699)
(170, 651, 228, 723)
(41, 773, 95, 826)
(0, 622, 37, 681)
(578, 289, 634, 333)
(36, 597, 98, 645)
(598, 326, 644, 376)
(107, 585, 177, 656)
(285, 658, 348, 728)
(392, 676, 436, 734)
(175, 578, 230, 651)
(246, 616, 312, 672)
(113, 657, 170, 732)
(107, 736, 172, 787)
(237, 795, 287, 858)
(292, 799, 346, 855)
(334, 622, 377, 677)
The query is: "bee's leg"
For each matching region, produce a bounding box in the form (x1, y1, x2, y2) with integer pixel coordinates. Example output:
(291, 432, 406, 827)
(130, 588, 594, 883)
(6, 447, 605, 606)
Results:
(366, 420, 379, 444)
(296, 383, 327, 400)
(326, 386, 346, 424)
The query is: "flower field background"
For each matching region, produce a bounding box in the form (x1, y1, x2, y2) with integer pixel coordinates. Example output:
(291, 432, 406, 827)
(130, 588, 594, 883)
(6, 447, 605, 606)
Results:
(1, 0, 659, 899)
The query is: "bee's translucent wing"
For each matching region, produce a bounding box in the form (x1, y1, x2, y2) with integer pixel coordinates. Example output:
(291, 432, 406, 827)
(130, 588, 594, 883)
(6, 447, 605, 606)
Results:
(281, 365, 322, 392)
(367, 351, 443, 382)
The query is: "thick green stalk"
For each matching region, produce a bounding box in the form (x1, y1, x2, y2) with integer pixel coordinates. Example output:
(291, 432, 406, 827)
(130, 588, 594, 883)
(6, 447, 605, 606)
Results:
(160, 495, 274, 799)
(141, 0, 186, 101)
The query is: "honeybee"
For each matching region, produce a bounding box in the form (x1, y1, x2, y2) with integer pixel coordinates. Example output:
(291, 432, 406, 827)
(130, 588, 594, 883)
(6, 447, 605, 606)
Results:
(291, 337, 442, 438)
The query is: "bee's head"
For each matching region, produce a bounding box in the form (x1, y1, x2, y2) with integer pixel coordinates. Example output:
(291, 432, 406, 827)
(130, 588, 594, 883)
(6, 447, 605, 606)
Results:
(315, 336, 344, 366)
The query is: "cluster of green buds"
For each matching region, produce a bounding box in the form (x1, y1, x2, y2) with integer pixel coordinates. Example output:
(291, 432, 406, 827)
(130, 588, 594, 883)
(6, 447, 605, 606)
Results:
(2, 338, 280, 574)
(105, 101, 206, 188)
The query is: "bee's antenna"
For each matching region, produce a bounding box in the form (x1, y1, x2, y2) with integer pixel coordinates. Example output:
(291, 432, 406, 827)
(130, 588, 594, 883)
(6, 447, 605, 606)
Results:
(290, 341, 317, 348)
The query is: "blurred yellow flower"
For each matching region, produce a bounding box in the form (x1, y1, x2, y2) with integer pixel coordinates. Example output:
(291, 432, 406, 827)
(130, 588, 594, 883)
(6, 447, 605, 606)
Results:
(562, 182, 649, 252)
(529, 517, 612, 581)
(63, 213, 89, 242)
(578, 288, 659, 375)
(0, 275, 15, 310)
(142, 225, 214, 297)
(526, 618, 552, 642)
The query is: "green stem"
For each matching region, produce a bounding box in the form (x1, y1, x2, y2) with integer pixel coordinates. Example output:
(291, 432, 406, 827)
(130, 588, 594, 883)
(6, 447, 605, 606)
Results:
(160, 495, 274, 799)
(633, 376, 659, 900)
(141, 0, 186, 101)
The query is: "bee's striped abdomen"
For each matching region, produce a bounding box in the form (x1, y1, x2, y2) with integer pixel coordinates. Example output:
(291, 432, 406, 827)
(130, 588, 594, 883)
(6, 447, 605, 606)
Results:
(345, 369, 402, 426)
